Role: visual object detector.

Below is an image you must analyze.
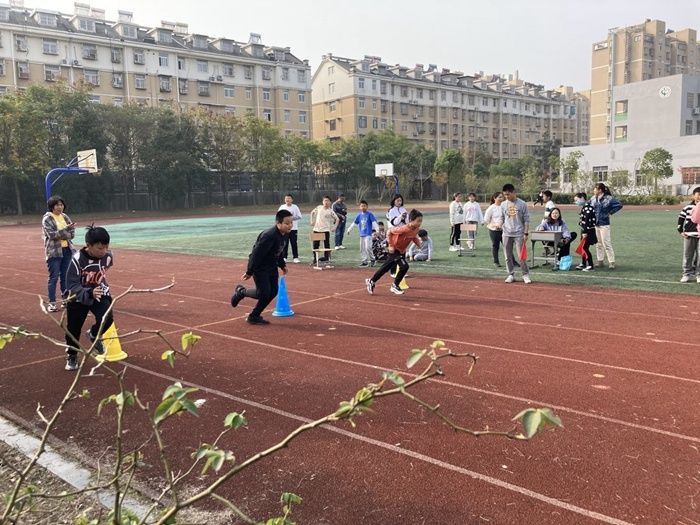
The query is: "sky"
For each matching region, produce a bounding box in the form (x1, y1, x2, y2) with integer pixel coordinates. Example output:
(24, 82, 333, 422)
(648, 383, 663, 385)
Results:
(44, 0, 700, 91)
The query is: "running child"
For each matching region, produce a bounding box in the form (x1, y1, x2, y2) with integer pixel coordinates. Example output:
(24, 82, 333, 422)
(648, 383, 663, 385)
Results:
(366, 209, 423, 296)
(408, 229, 433, 262)
(63, 226, 113, 371)
(230, 210, 293, 325)
(346, 200, 379, 266)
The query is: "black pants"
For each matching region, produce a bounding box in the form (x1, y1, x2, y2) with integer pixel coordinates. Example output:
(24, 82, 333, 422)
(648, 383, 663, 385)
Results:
(488, 229, 503, 264)
(283, 230, 298, 259)
(581, 229, 596, 266)
(370, 251, 408, 286)
(243, 271, 279, 318)
(313, 231, 330, 262)
(556, 232, 577, 259)
(450, 224, 461, 246)
(65, 296, 114, 357)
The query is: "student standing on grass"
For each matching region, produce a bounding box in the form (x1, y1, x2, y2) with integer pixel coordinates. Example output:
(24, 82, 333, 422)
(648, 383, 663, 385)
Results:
(42, 196, 76, 312)
(366, 209, 423, 296)
(484, 192, 505, 267)
(501, 184, 531, 284)
(463, 192, 484, 250)
(278, 194, 302, 263)
(332, 194, 348, 250)
(449, 192, 465, 252)
(682, 186, 700, 283)
(309, 196, 339, 263)
(63, 226, 112, 371)
(230, 210, 293, 325)
(591, 183, 623, 269)
(346, 200, 379, 267)
(575, 192, 597, 271)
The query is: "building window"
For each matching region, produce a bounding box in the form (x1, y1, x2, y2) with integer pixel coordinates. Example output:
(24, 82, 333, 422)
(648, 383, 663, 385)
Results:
(283, 90, 289, 101)
(88, 95, 100, 104)
(452, 92, 459, 103)
(297, 69, 306, 82)
(400, 86, 408, 97)
(372, 118, 378, 129)
(159, 53, 169, 67)
(328, 65, 334, 75)
(17, 62, 29, 79)
(359, 98, 365, 109)
(224, 106, 235, 114)
(329, 101, 336, 112)
(84, 69, 99, 86)
(263, 88, 271, 101)
(223, 63, 234, 76)
(179, 79, 188, 94)
(281, 67, 289, 80)
(371, 79, 377, 91)
(358, 116, 367, 128)
(38, 12, 57, 26)
(592, 165, 608, 182)
(121, 25, 137, 39)
(299, 111, 307, 123)
(263, 109, 272, 121)
(111, 48, 122, 64)
(441, 90, 446, 101)
(680, 167, 700, 185)
(417, 88, 423, 99)
(135, 74, 146, 89)
(0, 60, 5, 77)
(329, 119, 336, 131)
(284, 110, 290, 123)
(42, 39, 58, 55)
(79, 19, 96, 33)
(177, 57, 185, 70)
(262, 67, 272, 80)
(245, 87, 252, 100)
(112, 72, 123, 88)
(686, 120, 693, 135)
(358, 77, 365, 89)
(328, 83, 335, 94)
(83, 44, 97, 60)
(193, 35, 207, 49)
(198, 81, 210, 96)
(372, 99, 377, 110)
(44, 65, 59, 82)
(197, 60, 208, 73)
(380, 118, 387, 129)
(298, 91, 305, 103)
(158, 30, 172, 44)
(113, 97, 124, 107)
(159, 76, 171, 92)
(224, 85, 235, 97)
(244, 66, 253, 79)
(15, 35, 28, 52)
(134, 49, 145, 65)
(380, 81, 387, 95)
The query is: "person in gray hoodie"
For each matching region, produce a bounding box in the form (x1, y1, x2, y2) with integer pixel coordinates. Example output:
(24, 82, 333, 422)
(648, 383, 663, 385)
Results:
(500, 184, 531, 284)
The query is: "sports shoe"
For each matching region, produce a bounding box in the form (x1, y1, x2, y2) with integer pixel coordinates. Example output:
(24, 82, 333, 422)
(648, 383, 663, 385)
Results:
(608, 262, 616, 270)
(595, 261, 603, 268)
(358, 261, 369, 267)
(448, 246, 459, 252)
(680, 275, 690, 283)
(47, 302, 59, 312)
(65, 354, 79, 371)
(697, 275, 700, 284)
(369, 259, 376, 267)
(459, 245, 465, 251)
(575, 264, 585, 270)
(365, 278, 375, 295)
(86, 330, 105, 355)
(230, 285, 245, 308)
(335, 245, 346, 250)
(334, 246, 341, 250)
(494, 262, 502, 268)
(246, 315, 270, 325)
(582, 266, 595, 272)
(504, 275, 515, 283)
(522, 274, 532, 284)
(390, 284, 405, 295)
(293, 258, 300, 264)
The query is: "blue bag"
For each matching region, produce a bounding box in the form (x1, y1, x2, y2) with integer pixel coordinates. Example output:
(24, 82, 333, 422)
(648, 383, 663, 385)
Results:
(558, 255, 572, 271)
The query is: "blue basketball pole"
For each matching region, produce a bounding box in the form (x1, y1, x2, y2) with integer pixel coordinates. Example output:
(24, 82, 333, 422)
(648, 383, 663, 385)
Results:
(44, 167, 89, 201)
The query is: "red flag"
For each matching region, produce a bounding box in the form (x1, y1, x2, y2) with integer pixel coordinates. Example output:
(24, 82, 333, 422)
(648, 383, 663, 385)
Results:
(519, 241, 528, 262)
(575, 237, 588, 260)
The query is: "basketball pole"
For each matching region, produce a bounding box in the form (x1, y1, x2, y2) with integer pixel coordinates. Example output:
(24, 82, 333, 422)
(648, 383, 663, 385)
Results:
(44, 152, 96, 200)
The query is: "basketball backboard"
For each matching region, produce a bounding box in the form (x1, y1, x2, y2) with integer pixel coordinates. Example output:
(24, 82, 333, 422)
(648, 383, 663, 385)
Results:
(77, 149, 99, 174)
(375, 163, 394, 178)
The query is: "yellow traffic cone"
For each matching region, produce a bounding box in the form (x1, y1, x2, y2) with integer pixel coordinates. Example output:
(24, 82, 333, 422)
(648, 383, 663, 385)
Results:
(95, 323, 128, 362)
(399, 275, 409, 289)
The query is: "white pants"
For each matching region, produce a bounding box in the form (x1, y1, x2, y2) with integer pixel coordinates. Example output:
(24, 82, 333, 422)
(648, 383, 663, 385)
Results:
(359, 236, 373, 263)
(595, 225, 615, 263)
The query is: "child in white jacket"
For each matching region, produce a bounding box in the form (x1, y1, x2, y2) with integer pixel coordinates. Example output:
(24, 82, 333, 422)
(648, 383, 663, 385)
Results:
(463, 193, 484, 250)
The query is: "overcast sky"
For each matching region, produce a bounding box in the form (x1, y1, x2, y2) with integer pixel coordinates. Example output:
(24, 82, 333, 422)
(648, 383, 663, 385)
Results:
(46, 0, 700, 90)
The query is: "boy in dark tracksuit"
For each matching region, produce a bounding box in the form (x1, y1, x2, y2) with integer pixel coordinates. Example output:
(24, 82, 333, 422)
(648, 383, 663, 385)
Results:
(574, 192, 597, 271)
(231, 210, 293, 324)
(64, 226, 113, 371)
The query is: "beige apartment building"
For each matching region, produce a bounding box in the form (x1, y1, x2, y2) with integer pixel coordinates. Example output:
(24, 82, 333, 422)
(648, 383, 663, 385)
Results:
(590, 19, 700, 145)
(0, 2, 312, 137)
(312, 54, 588, 160)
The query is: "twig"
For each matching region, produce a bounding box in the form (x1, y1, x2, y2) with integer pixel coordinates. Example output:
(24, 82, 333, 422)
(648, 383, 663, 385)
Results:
(209, 493, 255, 524)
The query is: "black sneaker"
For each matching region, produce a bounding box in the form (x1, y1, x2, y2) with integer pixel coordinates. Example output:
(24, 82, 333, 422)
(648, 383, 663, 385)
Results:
(246, 315, 270, 325)
(65, 354, 79, 371)
(230, 284, 245, 308)
(86, 330, 105, 355)
(358, 261, 369, 267)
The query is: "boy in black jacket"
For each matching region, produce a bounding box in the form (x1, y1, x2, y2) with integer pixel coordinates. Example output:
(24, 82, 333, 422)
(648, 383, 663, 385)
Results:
(64, 226, 113, 371)
(231, 210, 293, 324)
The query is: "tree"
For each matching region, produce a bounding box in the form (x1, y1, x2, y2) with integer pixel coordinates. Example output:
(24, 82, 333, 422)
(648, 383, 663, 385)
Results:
(242, 115, 286, 202)
(639, 147, 673, 194)
(533, 133, 561, 187)
(607, 169, 633, 195)
(433, 149, 465, 200)
(560, 150, 583, 191)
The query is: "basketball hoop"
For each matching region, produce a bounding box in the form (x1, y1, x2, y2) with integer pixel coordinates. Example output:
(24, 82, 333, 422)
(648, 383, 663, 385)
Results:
(77, 149, 99, 174)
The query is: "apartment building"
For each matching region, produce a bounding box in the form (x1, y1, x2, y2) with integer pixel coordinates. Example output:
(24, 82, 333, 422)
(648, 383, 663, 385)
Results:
(0, 2, 312, 136)
(590, 19, 700, 145)
(311, 54, 587, 160)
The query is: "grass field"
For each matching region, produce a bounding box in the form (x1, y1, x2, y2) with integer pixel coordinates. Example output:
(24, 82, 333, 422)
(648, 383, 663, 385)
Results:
(103, 205, 698, 294)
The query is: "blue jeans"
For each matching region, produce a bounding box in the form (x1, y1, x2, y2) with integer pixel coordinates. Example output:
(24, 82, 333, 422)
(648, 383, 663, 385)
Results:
(335, 222, 346, 247)
(47, 247, 72, 303)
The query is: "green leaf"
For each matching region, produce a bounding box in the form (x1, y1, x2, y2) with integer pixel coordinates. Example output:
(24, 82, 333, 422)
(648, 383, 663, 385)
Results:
(430, 340, 446, 349)
(333, 401, 352, 418)
(162, 382, 183, 401)
(180, 398, 199, 417)
(512, 408, 564, 438)
(382, 371, 405, 386)
(539, 408, 564, 429)
(97, 395, 116, 416)
(406, 349, 426, 369)
(153, 397, 178, 425)
(80, 389, 91, 399)
(281, 492, 302, 505)
(161, 350, 175, 368)
(522, 410, 542, 439)
(181, 331, 202, 351)
(224, 412, 248, 429)
(0, 333, 14, 350)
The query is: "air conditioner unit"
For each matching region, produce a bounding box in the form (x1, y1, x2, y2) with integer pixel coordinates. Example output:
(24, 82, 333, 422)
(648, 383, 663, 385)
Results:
(208, 76, 216, 81)
(61, 59, 68, 65)
(73, 60, 80, 66)
(693, 108, 700, 116)
(216, 75, 223, 81)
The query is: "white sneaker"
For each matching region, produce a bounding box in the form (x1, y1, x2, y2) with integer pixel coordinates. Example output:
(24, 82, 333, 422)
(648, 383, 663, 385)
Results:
(697, 275, 700, 284)
(338, 245, 346, 250)
(522, 274, 532, 284)
(293, 258, 300, 263)
(449, 246, 458, 252)
(459, 245, 465, 251)
(390, 283, 405, 295)
(365, 278, 375, 295)
(680, 275, 690, 283)
(47, 302, 59, 312)
(505, 275, 515, 283)
(334, 246, 341, 250)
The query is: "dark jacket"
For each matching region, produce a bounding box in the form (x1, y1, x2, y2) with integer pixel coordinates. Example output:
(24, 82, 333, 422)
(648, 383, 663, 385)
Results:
(247, 226, 287, 275)
(66, 248, 113, 305)
(591, 195, 623, 226)
(677, 202, 697, 233)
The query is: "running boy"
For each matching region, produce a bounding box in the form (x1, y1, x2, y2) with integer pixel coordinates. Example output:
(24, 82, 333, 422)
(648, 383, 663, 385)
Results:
(231, 210, 293, 325)
(408, 229, 433, 262)
(346, 200, 379, 266)
(365, 209, 423, 296)
(64, 226, 113, 371)
(501, 184, 531, 284)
